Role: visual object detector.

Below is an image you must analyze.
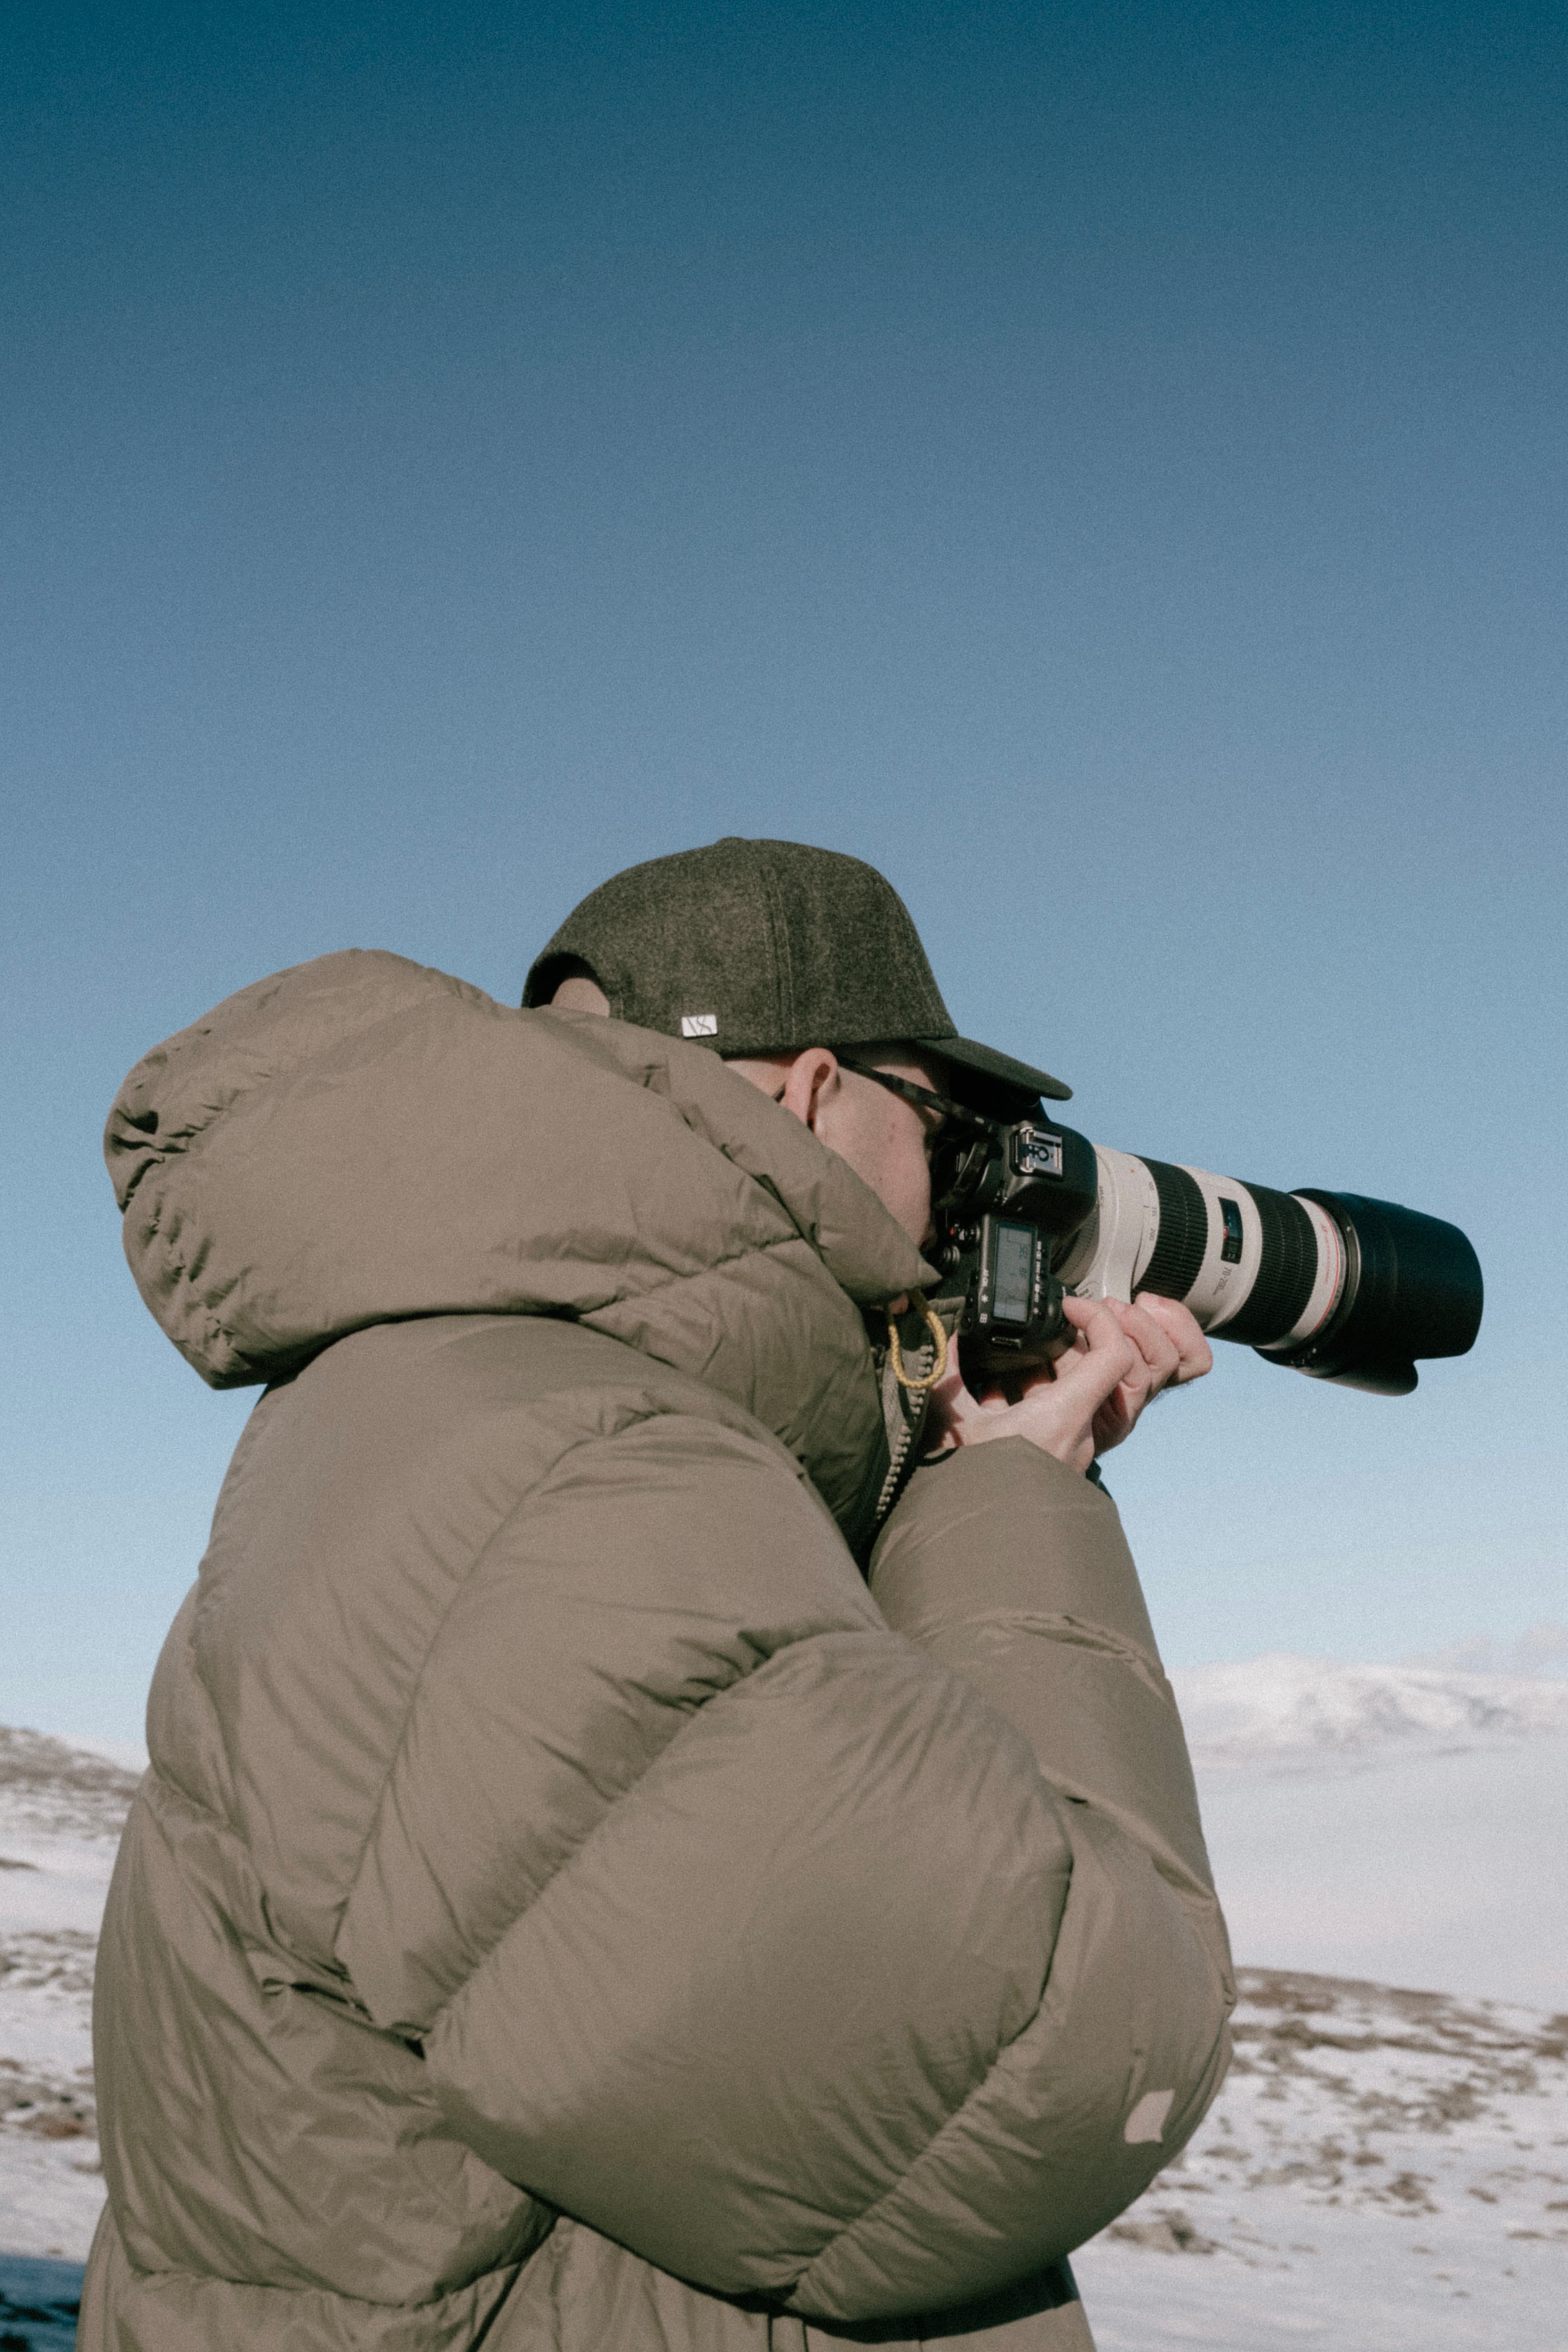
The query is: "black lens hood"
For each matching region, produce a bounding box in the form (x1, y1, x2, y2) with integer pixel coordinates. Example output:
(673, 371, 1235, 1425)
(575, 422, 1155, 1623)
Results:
(1260, 1191, 1483, 1396)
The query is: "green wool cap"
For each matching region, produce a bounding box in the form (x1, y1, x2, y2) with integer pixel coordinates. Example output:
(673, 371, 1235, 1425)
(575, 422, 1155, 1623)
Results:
(523, 837, 1070, 1114)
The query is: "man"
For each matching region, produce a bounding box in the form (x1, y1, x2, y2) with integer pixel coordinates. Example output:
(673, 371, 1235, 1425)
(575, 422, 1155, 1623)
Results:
(84, 837, 1232, 2352)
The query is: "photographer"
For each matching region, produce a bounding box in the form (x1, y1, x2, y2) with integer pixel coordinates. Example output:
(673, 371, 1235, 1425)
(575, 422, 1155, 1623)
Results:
(84, 838, 1232, 2352)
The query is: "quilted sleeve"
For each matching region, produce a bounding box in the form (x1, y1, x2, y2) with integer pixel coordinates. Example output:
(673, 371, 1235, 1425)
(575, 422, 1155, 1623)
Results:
(868, 1440, 1233, 1969)
(401, 1419, 1230, 2323)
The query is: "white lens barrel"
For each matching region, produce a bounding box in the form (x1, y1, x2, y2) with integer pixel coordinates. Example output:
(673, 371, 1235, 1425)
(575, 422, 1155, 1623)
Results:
(1172, 1167, 1263, 1332)
(1073, 1153, 1348, 1346)
(1066, 1147, 1160, 1302)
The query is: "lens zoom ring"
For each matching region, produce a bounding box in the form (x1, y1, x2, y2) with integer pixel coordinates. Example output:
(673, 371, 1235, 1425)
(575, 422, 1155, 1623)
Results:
(1221, 1185, 1319, 1344)
(1139, 1160, 1209, 1301)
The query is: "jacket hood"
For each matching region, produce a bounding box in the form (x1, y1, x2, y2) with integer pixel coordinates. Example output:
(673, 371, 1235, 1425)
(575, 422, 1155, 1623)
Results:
(105, 950, 931, 1526)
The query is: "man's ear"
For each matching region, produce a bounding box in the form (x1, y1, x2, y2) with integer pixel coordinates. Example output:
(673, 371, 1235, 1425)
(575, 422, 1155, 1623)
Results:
(778, 1047, 840, 1133)
(550, 972, 610, 1015)
(532, 952, 610, 1015)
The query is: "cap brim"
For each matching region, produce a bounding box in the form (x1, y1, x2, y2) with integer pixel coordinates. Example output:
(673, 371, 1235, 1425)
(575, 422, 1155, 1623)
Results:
(913, 1035, 1072, 1114)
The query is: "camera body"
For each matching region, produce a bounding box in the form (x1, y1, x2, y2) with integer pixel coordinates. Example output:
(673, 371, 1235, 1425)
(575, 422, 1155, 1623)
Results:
(926, 1120, 1095, 1378)
(929, 1113, 1483, 1395)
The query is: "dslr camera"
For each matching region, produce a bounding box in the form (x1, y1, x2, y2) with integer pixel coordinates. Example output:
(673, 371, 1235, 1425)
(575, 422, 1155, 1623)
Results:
(846, 1061, 1483, 1395)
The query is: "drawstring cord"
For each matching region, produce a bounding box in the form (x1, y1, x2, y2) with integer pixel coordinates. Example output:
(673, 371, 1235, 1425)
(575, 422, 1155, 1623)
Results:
(885, 1290, 949, 1392)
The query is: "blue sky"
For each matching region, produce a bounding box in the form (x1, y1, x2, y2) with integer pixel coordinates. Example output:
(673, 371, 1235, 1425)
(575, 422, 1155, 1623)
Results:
(4, 2, 1564, 1740)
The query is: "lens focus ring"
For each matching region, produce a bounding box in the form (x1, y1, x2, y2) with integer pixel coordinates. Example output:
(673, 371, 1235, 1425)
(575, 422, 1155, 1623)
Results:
(1139, 1160, 1209, 1302)
(1219, 1185, 1320, 1345)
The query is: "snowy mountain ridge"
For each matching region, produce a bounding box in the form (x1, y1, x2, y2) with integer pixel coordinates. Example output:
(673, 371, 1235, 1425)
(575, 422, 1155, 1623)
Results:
(0, 1727, 140, 1848)
(1172, 1654, 1568, 1774)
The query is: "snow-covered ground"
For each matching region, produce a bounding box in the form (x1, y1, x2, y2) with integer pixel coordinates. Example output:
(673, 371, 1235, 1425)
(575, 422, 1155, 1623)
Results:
(1, 1658, 1564, 2350)
(1073, 1655, 1568, 2348)
(1073, 1967, 1567, 2351)
(0, 1726, 135, 2279)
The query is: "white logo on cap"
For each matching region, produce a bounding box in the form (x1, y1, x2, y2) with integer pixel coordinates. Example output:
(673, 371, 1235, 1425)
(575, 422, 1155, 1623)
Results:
(681, 1013, 719, 1038)
(1123, 2088, 1175, 2144)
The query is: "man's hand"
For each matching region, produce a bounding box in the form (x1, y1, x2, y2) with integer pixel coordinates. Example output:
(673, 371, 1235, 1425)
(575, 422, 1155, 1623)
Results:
(925, 1293, 1213, 1476)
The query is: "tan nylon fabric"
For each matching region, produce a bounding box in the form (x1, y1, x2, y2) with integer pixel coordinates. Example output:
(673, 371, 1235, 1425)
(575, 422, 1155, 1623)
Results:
(86, 951, 1231, 2350)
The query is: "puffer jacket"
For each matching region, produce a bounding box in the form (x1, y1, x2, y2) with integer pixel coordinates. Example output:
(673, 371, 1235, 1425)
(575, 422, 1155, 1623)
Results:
(82, 949, 1234, 2352)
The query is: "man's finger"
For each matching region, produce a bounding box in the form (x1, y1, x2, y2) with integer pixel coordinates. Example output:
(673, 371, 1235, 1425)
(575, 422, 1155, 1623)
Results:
(1111, 1299, 1181, 1393)
(1054, 1296, 1139, 1414)
(1071, 1296, 1164, 1410)
(1131, 1292, 1214, 1383)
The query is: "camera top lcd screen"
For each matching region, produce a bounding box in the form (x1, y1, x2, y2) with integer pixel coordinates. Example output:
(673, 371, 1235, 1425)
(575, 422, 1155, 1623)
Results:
(993, 1221, 1035, 1325)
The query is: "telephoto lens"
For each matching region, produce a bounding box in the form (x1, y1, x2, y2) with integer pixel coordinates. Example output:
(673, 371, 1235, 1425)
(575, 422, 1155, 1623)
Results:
(1052, 1145, 1483, 1395)
(899, 1064, 1482, 1401)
